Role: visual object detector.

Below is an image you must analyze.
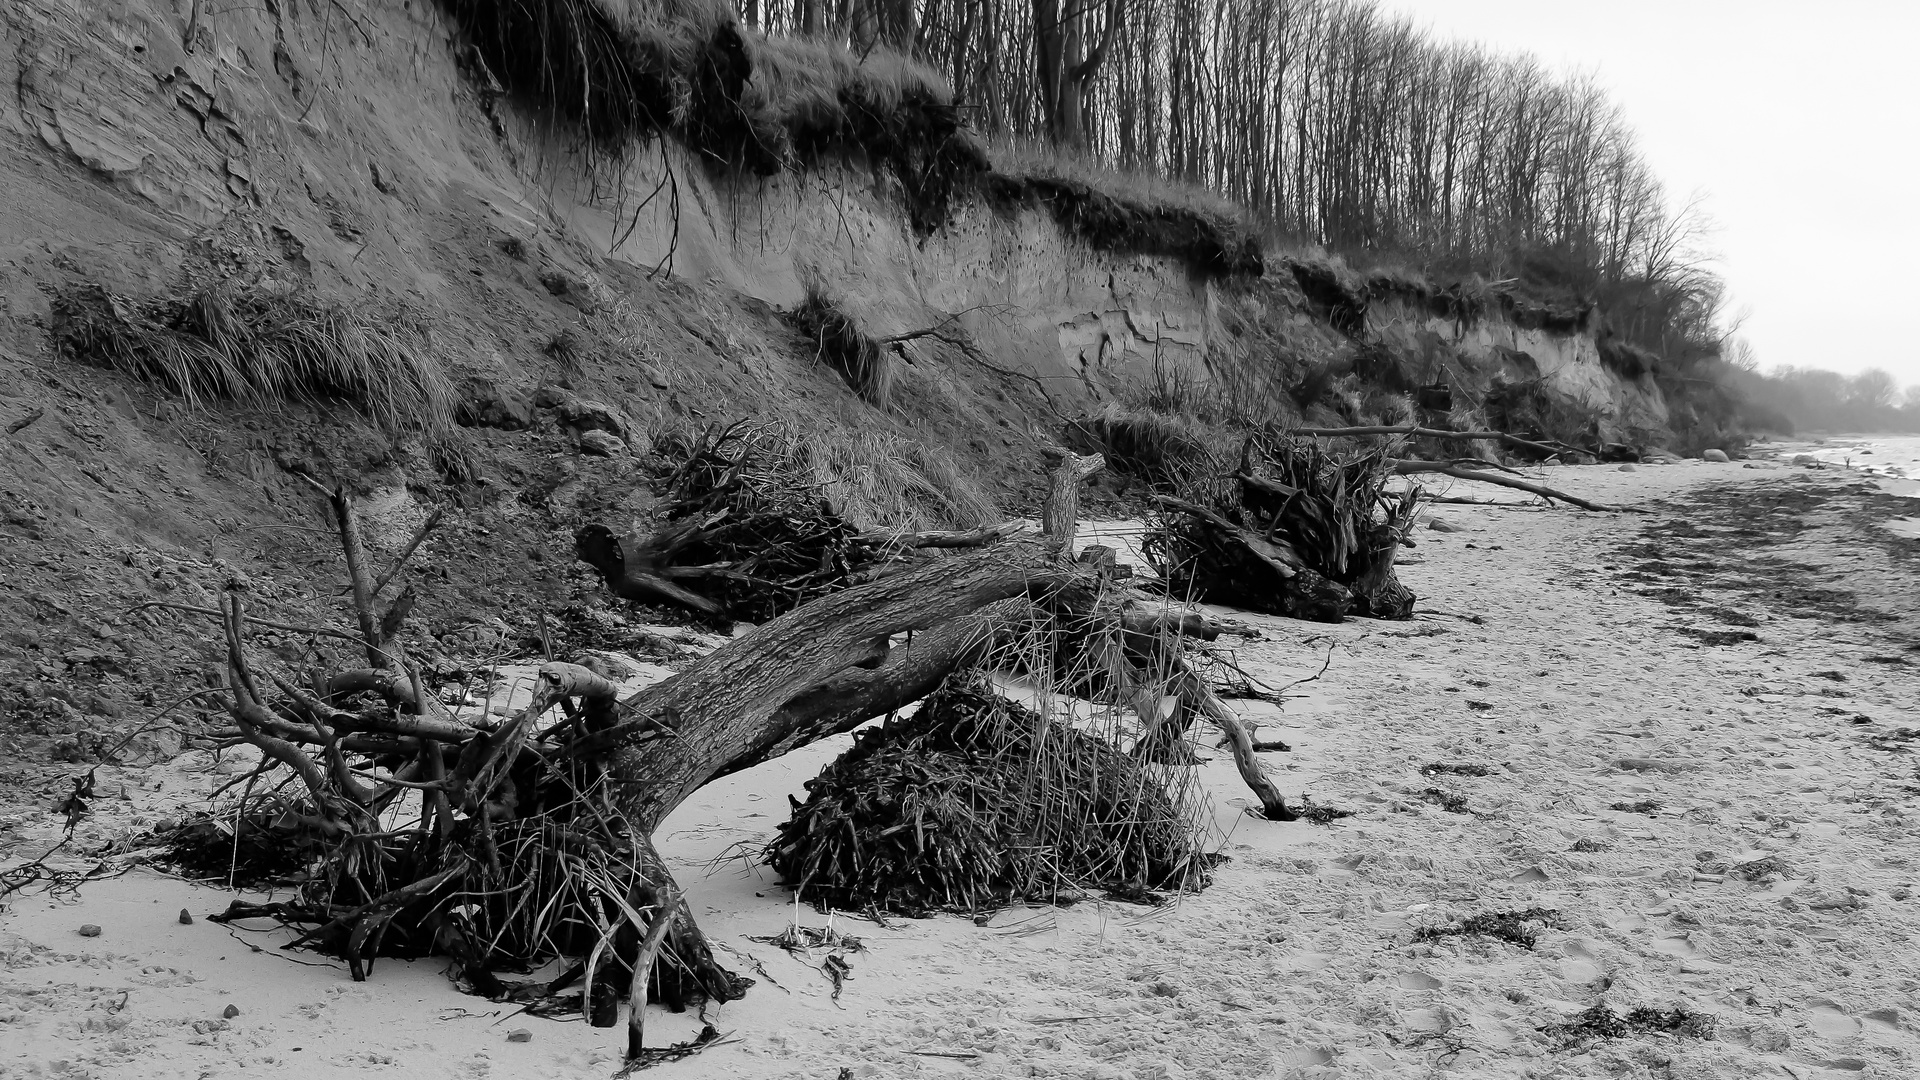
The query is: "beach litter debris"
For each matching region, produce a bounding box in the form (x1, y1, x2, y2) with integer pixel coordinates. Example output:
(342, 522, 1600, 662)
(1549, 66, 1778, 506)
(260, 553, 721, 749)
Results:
(1413, 907, 1566, 950)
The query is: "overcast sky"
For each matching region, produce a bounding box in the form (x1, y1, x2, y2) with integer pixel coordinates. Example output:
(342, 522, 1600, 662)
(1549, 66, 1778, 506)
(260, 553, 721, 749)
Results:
(1378, 0, 1920, 389)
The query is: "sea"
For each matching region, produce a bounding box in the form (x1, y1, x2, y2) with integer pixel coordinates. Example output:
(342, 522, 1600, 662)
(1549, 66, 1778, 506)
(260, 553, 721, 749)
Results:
(1754, 433, 1920, 539)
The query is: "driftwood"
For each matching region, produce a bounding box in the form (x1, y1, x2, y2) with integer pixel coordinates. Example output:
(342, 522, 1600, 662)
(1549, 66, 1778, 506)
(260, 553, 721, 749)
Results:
(173, 446, 1304, 1059)
(1391, 460, 1626, 512)
(1291, 423, 1576, 460)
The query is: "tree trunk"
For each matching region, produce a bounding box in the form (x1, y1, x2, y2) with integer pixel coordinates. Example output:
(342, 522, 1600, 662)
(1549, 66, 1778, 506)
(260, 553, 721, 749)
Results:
(605, 534, 1083, 832)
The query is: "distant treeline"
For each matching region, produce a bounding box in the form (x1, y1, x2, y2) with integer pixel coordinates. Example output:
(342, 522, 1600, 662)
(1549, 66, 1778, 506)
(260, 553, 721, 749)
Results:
(741, 0, 1731, 438)
(750, 1, 1675, 277)
(1733, 366, 1920, 436)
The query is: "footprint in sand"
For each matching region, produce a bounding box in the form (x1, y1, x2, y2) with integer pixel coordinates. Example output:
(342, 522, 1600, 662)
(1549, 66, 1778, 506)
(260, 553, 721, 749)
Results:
(1396, 972, 1441, 990)
(1560, 959, 1602, 983)
(1863, 1008, 1903, 1034)
(1651, 934, 1700, 958)
(1563, 938, 1601, 959)
(1400, 1006, 1454, 1033)
(1806, 1003, 1863, 1040)
(1283, 951, 1333, 973)
(1277, 1047, 1335, 1069)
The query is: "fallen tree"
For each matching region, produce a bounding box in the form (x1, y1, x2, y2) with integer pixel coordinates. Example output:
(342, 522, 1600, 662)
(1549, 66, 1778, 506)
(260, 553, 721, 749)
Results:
(1146, 432, 1420, 621)
(171, 444, 1294, 1063)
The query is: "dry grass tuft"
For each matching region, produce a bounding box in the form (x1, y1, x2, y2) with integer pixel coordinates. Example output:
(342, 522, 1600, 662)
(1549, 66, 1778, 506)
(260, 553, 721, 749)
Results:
(1066, 402, 1221, 492)
(656, 419, 1000, 534)
(794, 429, 1000, 532)
(788, 285, 893, 409)
(769, 646, 1215, 913)
(55, 282, 456, 431)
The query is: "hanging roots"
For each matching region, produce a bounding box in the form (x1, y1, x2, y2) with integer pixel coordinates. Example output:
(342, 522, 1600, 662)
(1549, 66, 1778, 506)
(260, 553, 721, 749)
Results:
(788, 287, 892, 409)
(766, 673, 1211, 915)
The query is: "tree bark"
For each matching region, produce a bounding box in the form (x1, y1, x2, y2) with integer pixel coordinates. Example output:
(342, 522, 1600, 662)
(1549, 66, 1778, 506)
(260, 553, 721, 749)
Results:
(603, 536, 1087, 832)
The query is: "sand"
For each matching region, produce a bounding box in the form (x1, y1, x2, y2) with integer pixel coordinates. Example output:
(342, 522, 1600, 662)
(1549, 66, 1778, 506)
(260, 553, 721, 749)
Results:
(4, 458, 1918, 1080)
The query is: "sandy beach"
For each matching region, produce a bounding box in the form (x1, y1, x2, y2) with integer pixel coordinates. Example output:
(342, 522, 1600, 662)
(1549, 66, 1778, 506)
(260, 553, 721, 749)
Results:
(4, 458, 1918, 1080)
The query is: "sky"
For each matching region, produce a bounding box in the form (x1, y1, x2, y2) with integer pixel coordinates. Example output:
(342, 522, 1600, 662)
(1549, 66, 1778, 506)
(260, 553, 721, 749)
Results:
(1378, 0, 1920, 390)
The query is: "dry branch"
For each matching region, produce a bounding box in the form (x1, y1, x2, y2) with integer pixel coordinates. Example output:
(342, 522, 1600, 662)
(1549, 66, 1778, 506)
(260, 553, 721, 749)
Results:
(1391, 460, 1627, 512)
(1291, 423, 1574, 459)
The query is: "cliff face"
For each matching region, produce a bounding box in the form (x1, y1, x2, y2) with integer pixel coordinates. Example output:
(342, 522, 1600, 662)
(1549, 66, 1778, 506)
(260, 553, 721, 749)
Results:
(1367, 298, 1670, 443)
(1, 0, 1664, 449)
(0, 0, 1675, 765)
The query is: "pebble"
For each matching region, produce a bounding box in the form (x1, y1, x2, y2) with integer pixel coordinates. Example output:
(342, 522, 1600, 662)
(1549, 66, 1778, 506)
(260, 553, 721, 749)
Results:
(1617, 463, 1637, 472)
(78, 924, 102, 937)
(179, 909, 194, 925)
(577, 430, 627, 457)
(1428, 517, 1463, 533)
(223, 1004, 240, 1019)
(1703, 448, 1731, 462)
(506, 1029, 532, 1043)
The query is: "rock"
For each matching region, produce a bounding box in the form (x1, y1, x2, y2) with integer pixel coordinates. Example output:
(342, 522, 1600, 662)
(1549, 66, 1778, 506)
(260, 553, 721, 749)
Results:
(1702, 448, 1731, 462)
(1427, 517, 1463, 533)
(454, 384, 535, 430)
(223, 1003, 240, 1018)
(1616, 463, 1637, 472)
(1792, 453, 1820, 467)
(536, 388, 629, 439)
(506, 1029, 532, 1043)
(179, 909, 194, 925)
(577, 429, 627, 457)
(1743, 462, 1763, 469)
(78, 924, 101, 937)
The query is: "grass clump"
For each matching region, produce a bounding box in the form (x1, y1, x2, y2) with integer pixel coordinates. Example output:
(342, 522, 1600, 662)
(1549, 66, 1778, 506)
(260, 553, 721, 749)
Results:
(987, 146, 1263, 279)
(54, 282, 454, 431)
(767, 673, 1205, 915)
(443, 0, 985, 230)
(1066, 402, 1221, 492)
(1546, 1002, 1717, 1046)
(788, 286, 892, 409)
(661, 417, 999, 531)
(1414, 907, 1565, 950)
